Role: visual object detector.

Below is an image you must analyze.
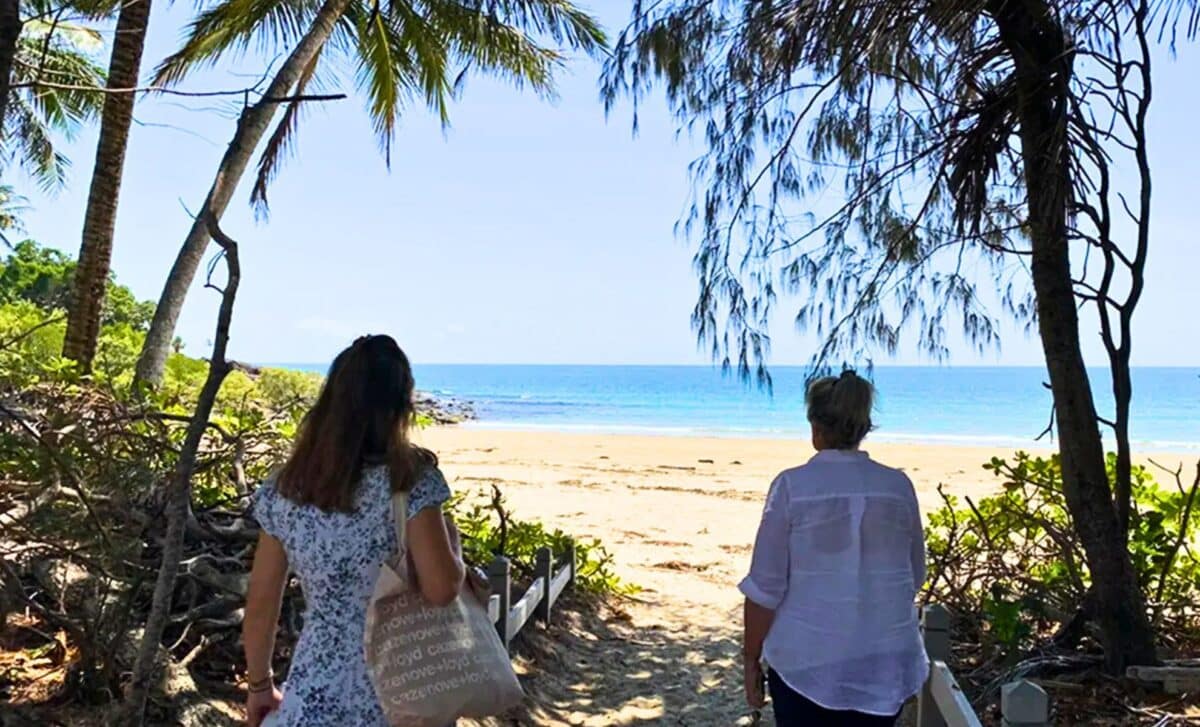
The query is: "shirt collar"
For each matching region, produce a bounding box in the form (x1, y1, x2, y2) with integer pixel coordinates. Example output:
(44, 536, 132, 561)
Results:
(810, 449, 870, 463)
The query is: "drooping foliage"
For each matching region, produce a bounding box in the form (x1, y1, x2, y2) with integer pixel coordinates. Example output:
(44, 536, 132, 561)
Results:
(601, 0, 1196, 384)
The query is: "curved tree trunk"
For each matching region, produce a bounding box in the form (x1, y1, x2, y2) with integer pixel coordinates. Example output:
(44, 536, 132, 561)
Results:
(133, 0, 352, 387)
(118, 216, 239, 725)
(64, 0, 154, 370)
(0, 0, 21, 136)
(991, 0, 1157, 672)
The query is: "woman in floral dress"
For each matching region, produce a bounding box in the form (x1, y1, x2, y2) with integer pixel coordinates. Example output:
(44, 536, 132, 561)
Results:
(242, 335, 468, 726)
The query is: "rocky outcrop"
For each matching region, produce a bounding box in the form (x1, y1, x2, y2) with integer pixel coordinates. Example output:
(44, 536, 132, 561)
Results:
(414, 392, 475, 425)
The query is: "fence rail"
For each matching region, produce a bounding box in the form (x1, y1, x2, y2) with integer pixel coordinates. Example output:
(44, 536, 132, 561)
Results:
(484, 542, 576, 650)
(917, 604, 1051, 727)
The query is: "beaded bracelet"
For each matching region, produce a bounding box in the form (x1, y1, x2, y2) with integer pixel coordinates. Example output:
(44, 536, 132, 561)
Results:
(247, 674, 274, 693)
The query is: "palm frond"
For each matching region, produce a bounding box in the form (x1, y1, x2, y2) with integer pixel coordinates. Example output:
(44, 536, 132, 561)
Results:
(22, 18, 104, 52)
(450, 0, 607, 51)
(150, 0, 604, 201)
(251, 45, 325, 215)
(423, 0, 567, 96)
(343, 0, 452, 158)
(4, 94, 70, 191)
(2, 21, 104, 190)
(12, 34, 105, 129)
(154, 0, 324, 85)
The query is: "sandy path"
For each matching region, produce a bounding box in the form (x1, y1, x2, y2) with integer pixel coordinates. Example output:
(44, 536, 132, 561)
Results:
(424, 428, 1193, 725)
(417, 429, 1030, 725)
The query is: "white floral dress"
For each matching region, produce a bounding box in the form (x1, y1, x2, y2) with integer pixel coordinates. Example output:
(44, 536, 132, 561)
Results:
(251, 464, 451, 726)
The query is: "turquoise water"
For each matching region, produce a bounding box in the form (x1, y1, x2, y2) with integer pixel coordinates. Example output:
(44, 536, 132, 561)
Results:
(282, 364, 1199, 450)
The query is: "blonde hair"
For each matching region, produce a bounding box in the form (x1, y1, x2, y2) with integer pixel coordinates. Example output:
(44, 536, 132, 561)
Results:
(806, 370, 875, 449)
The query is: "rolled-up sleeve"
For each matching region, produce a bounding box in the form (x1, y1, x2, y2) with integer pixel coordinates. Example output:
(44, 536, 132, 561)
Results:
(739, 476, 791, 610)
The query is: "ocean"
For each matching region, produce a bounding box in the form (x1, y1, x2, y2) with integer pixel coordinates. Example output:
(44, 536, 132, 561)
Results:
(285, 364, 1198, 451)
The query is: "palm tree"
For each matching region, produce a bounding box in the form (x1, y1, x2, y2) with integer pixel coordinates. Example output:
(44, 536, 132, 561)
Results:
(131, 0, 606, 385)
(63, 0, 154, 370)
(0, 0, 18, 132)
(4, 16, 105, 189)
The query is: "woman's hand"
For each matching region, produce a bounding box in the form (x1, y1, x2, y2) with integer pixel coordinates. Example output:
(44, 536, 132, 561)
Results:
(466, 565, 490, 599)
(743, 658, 766, 710)
(246, 685, 282, 726)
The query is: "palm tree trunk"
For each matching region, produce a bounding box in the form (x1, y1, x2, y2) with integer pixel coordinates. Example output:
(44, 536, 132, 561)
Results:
(133, 0, 352, 386)
(64, 0, 154, 370)
(991, 0, 1157, 672)
(0, 0, 21, 134)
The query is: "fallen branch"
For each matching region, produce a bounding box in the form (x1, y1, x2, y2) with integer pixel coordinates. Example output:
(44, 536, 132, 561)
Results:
(0, 401, 114, 552)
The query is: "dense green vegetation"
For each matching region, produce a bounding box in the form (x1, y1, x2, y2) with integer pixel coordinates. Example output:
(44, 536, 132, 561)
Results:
(0, 239, 632, 719)
(0, 240, 316, 501)
(449, 487, 636, 597)
(925, 452, 1200, 661)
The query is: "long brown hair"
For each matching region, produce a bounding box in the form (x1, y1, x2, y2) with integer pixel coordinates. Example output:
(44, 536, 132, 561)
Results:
(276, 335, 435, 512)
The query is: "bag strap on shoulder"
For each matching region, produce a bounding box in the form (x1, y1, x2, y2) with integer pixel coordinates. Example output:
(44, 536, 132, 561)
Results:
(390, 490, 409, 557)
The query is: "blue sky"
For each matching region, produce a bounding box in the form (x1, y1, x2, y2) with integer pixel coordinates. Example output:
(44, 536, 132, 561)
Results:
(13, 1, 1200, 367)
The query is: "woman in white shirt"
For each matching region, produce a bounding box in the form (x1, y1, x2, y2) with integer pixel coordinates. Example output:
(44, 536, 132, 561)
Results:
(740, 371, 928, 726)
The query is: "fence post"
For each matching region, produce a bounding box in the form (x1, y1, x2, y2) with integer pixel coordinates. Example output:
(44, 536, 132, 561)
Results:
(488, 555, 511, 649)
(567, 538, 577, 588)
(1001, 680, 1049, 727)
(918, 604, 950, 727)
(535, 547, 553, 624)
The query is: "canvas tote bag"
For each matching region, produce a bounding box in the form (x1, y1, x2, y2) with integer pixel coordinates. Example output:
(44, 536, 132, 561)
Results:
(364, 490, 523, 726)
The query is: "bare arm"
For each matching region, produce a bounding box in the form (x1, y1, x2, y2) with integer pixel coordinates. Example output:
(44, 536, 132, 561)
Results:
(243, 531, 288, 685)
(743, 597, 776, 665)
(407, 507, 465, 606)
(739, 476, 790, 709)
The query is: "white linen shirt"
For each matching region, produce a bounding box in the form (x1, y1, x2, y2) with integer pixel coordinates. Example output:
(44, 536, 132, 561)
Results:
(739, 449, 929, 716)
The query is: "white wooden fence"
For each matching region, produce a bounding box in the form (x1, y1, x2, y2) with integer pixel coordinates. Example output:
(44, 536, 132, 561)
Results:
(917, 604, 1051, 727)
(484, 542, 576, 650)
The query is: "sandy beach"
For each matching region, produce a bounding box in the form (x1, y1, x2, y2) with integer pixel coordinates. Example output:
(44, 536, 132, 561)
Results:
(416, 427, 1193, 726)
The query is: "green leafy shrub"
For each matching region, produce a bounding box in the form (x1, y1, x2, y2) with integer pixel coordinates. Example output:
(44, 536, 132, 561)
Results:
(924, 451, 1200, 659)
(447, 487, 637, 598)
(0, 240, 153, 330)
(0, 300, 71, 387)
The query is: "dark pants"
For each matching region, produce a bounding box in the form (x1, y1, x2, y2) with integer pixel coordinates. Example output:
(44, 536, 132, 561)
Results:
(767, 670, 899, 727)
